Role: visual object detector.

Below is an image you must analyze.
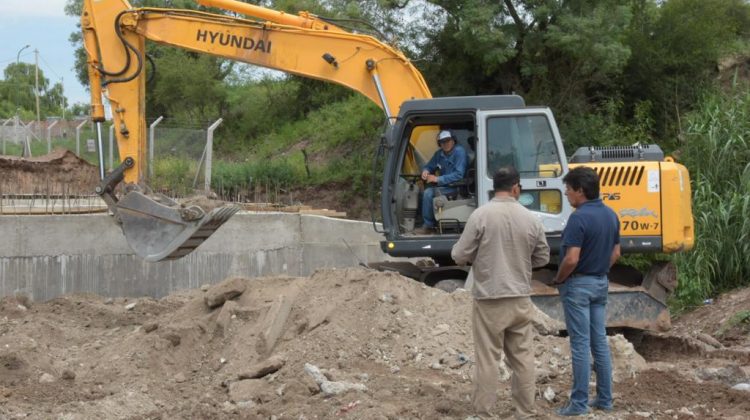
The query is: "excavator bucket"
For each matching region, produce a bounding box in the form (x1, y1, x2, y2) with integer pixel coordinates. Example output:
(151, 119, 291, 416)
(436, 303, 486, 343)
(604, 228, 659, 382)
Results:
(530, 263, 677, 332)
(115, 191, 239, 262)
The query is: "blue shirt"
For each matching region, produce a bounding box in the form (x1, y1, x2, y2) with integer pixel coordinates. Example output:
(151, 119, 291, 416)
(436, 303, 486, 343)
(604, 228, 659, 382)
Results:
(422, 144, 469, 186)
(561, 198, 620, 276)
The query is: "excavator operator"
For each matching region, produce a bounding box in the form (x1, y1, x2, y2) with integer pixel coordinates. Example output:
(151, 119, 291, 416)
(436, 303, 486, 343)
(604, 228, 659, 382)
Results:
(415, 130, 470, 234)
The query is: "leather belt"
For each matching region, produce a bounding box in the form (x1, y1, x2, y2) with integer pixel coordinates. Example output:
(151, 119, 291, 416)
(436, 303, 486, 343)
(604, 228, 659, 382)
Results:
(569, 272, 603, 278)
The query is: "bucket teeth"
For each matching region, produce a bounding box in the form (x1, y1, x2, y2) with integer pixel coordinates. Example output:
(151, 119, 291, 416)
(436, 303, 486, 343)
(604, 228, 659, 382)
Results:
(116, 191, 239, 262)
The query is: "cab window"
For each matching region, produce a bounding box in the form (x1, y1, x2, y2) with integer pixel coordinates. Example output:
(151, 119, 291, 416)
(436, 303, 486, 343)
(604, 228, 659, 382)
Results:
(486, 115, 562, 178)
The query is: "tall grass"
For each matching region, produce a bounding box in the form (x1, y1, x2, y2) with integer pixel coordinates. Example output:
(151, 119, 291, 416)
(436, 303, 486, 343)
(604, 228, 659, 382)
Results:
(672, 85, 750, 309)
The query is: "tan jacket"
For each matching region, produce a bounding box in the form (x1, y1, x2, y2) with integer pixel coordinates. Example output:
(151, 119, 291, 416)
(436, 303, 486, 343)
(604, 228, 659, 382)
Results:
(451, 196, 550, 299)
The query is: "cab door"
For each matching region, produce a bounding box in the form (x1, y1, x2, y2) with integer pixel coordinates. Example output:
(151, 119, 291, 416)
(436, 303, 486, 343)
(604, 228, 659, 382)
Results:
(475, 108, 572, 238)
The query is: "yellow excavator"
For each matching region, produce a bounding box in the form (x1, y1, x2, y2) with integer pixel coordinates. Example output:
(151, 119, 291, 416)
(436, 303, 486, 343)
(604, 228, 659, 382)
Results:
(81, 0, 694, 331)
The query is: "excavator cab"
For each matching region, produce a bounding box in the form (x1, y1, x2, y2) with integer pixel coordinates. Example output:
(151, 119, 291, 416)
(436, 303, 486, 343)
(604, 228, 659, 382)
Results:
(376, 95, 693, 332)
(383, 95, 570, 252)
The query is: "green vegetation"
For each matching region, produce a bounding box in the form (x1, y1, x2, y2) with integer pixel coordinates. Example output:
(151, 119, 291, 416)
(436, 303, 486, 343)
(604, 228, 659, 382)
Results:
(672, 86, 750, 309)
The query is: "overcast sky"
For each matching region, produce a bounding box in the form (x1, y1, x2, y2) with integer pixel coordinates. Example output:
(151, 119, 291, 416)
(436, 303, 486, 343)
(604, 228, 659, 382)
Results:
(0, 0, 88, 106)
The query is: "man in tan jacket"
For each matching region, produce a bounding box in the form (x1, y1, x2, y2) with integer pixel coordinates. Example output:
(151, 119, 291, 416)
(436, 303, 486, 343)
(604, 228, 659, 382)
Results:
(452, 167, 550, 419)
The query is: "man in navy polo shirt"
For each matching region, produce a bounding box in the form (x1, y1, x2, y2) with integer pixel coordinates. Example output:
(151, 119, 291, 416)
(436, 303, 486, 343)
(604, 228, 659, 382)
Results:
(552, 166, 621, 416)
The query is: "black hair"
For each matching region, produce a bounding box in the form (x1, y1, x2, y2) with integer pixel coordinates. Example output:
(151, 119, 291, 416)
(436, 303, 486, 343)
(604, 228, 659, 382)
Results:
(493, 167, 520, 192)
(562, 166, 600, 199)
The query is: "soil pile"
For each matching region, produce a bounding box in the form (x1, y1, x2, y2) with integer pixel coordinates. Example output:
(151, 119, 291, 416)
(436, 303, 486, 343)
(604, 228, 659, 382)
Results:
(0, 268, 748, 419)
(0, 149, 99, 195)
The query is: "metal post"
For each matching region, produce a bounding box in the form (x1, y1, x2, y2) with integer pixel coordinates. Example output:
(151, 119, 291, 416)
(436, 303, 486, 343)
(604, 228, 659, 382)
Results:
(2, 118, 13, 155)
(75, 119, 87, 155)
(34, 49, 40, 126)
(96, 122, 105, 180)
(149, 116, 164, 180)
(205, 118, 223, 193)
(46, 120, 59, 154)
(14, 115, 21, 145)
(109, 124, 114, 170)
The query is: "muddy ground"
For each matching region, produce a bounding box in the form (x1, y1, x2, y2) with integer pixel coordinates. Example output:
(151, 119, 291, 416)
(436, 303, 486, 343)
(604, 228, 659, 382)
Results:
(0, 268, 748, 419)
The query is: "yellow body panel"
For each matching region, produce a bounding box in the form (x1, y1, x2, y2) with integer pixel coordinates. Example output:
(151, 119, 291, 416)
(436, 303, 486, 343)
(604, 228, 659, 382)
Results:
(570, 161, 694, 253)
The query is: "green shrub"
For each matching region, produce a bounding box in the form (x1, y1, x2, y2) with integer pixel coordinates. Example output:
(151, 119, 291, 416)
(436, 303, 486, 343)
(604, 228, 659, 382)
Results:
(151, 156, 198, 196)
(672, 85, 750, 309)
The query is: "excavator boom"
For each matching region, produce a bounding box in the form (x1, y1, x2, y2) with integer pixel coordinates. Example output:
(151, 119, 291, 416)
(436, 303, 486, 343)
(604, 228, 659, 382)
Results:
(81, 0, 430, 260)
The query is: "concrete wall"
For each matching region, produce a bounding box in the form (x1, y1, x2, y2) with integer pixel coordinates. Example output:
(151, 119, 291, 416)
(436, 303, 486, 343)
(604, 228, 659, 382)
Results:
(0, 212, 389, 301)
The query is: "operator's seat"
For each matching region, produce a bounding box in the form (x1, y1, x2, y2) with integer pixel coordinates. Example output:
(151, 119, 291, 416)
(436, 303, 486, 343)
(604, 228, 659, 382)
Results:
(434, 135, 477, 233)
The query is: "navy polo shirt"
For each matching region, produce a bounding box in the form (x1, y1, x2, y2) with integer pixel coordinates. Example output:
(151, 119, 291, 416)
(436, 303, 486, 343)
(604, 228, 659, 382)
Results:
(560, 198, 620, 276)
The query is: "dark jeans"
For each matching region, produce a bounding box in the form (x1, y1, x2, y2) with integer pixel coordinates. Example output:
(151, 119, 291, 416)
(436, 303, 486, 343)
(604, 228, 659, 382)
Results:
(559, 275, 613, 411)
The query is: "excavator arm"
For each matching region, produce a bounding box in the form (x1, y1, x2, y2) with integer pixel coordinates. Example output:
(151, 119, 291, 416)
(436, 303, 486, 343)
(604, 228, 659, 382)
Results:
(81, 0, 431, 261)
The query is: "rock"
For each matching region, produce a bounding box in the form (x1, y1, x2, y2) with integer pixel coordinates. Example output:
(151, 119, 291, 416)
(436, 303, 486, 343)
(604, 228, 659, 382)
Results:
(303, 363, 367, 397)
(104, 298, 114, 305)
(238, 355, 286, 380)
(228, 379, 271, 404)
(430, 362, 443, 370)
(163, 332, 181, 347)
(143, 322, 158, 333)
(431, 323, 450, 336)
(236, 400, 255, 409)
(39, 373, 55, 383)
(543, 386, 555, 402)
(320, 380, 367, 396)
(216, 300, 239, 333)
(256, 295, 295, 356)
(695, 364, 747, 386)
(678, 407, 695, 417)
(633, 411, 653, 418)
(390, 365, 401, 374)
(221, 401, 237, 414)
(125, 302, 137, 310)
(609, 334, 647, 381)
(379, 293, 395, 304)
(200, 284, 210, 292)
(174, 372, 188, 383)
(696, 333, 723, 348)
(356, 373, 369, 382)
(205, 277, 247, 308)
(61, 370, 76, 380)
(16, 304, 27, 311)
(275, 384, 286, 396)
(531, 305, 564, 335)
(731, 383, 750, 392)
(304, 363, 329, 385)
(306, 303, 335, 333)
(448, 353, 469, 369)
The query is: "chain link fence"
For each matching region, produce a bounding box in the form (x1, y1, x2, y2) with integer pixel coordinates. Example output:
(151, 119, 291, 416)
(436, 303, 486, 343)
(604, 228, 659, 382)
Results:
(1, 116, 295, 207)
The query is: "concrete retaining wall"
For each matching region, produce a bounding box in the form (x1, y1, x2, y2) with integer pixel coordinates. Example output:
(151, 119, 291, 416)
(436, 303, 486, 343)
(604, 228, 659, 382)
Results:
(0, 212, 389, 301)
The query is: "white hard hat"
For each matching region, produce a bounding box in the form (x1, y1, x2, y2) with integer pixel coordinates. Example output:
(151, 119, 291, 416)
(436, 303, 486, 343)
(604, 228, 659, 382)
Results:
(437, 130, 453, 143)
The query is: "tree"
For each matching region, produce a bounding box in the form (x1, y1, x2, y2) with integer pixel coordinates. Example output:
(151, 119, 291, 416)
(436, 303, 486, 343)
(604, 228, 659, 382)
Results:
(623, 0, 750, 141)
(0, 62, 66, 119)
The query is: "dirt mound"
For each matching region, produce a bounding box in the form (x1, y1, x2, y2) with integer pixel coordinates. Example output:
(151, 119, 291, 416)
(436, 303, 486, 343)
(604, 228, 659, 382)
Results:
(1, 270, 749, 419)
(671, 287, 750, 347)
(0, 149, 99, 194)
